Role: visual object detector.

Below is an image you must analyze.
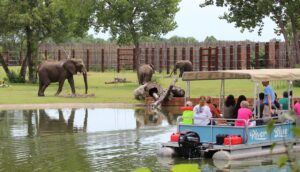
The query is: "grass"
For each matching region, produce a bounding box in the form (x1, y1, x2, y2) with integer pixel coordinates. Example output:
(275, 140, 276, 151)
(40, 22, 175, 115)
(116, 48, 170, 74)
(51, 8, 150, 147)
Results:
(0, 67, 299, 104)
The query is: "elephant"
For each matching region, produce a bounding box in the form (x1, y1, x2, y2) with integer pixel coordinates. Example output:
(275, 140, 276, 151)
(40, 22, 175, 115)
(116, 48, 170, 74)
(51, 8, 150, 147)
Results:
(37, 58, 88, 96)
(169, 60, 193, 77)
(137, 64, 155, 85)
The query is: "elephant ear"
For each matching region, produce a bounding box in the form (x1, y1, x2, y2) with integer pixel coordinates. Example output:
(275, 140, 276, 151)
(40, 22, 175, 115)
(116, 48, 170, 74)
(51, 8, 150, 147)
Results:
(63, 60, 76, 74)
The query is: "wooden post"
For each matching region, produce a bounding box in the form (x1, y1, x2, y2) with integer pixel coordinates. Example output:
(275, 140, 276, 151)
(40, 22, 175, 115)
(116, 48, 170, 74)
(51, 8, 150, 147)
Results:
(44, 49, 48, 60)
(208, 47, 212, 71)
(117, 49, 120, 73)
(246, 44, 251, 69)
(237, 45, 241, 70)
(265, 42, 269, 68)
(145, 48, 149, 64)
(230, 46, 233, 69)
(72, 49, 75, 58)
(159, 48, 163, 73)
(255, 43, 259, 69)
(222, 47, 226, 70)
(167, 48, 170, 74)
(86, 49, 90, 72)
(199, 47, 203, 71)
(58, 49, 61, 61)
(174, 47, 177, 66)
(215, 47, 219, 70)
(275, 41, 279, 68)
(190, 47, 193, 64)
(182, 47, 186, 60)
(151, 48, 155, 68)
(101, 49, 105, 72)
(133, 48, 136, 71)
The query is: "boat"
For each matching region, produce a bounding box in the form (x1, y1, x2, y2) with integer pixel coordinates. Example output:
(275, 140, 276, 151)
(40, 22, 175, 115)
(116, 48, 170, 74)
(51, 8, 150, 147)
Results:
(159, 69, 300, 160)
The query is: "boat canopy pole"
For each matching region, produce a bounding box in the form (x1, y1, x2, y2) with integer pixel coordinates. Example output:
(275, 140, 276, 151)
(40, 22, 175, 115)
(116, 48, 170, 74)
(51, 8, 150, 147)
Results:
(288, 80, 293, 110)
(185, 81, 190, 105)
(220, 79, 225, 114)
(253, 81, 259, 118)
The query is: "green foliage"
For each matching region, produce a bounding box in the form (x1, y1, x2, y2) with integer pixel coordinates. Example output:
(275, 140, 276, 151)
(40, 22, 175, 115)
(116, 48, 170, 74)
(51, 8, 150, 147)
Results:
(131, 167, 152, 172)
(170, 164, 201, 172)
(204, 36, 217, 43)
(167, 36, 199, 43)
(266, 119, 275, 135)
(93, 0, 180, 46)
(291, 127, 300, 137)
(277, 155, 288, 168)
(5, 70, 25, 83)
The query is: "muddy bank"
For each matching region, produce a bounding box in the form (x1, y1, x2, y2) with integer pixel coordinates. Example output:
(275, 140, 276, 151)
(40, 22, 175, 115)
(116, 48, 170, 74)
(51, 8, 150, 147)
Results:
(0, 103, 145, 110)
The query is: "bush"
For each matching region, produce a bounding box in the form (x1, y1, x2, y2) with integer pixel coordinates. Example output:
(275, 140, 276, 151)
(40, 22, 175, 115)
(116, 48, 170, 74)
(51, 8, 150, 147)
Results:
(4, 70, 25, 83)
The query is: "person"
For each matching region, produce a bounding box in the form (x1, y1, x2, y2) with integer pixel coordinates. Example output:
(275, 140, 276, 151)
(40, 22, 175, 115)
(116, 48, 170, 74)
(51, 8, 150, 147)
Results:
(254, 92, 265, 118)
(294, 101, 300, 116)
(223, 94, 236, 119)
(279, 91, 289, 110)
(262, 80, 276, 117)
(206, 96, 222, 118)
(235, 100, 253, 126)
(274, 92, 280, 109)
(181, 101, 194, 125)
(193, 96, 213, 126)
(233, 95, 247, 119)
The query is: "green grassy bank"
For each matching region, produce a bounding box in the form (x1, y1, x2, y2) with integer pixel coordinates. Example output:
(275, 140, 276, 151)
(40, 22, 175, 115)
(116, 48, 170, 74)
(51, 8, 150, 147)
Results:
(0, 67, 298, 104)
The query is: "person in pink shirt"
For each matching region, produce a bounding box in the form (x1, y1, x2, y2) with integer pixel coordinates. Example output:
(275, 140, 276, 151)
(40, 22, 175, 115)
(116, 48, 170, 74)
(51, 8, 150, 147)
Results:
(294, 101, 300, 116)
(235, 100, 253, 126)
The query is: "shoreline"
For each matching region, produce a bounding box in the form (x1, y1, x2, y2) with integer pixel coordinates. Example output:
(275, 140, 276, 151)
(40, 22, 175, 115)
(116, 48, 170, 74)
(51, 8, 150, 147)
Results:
(0, 103, 146, 110)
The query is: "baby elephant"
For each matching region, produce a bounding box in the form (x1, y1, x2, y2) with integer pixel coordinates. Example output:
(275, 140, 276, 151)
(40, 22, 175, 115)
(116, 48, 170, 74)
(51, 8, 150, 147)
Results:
(137, 64, 155, 85)
(170, 60, 193, 77)
(38, 59, 88, 96)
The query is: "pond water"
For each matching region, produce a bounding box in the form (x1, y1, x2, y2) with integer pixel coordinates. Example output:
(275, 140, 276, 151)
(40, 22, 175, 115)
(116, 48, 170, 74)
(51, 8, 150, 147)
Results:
(0, 107, 293, 172)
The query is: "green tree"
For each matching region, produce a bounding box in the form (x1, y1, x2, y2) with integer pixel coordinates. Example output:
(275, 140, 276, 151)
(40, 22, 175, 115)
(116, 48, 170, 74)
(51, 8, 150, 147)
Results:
(93, 0, 180, 69)
(0, 0, 94, 83)
(167, 36, 199, 43)
(204, 35, 217, 44)
(200, 0, 300, 66)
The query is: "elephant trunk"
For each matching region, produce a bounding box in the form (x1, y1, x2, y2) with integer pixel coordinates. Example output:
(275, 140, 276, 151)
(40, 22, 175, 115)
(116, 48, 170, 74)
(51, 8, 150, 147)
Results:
(82, 69, 88, 94)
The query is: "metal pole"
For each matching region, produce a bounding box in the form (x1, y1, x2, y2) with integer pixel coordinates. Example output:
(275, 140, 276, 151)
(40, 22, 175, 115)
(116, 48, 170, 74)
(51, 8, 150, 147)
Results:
(253, 82, 259, 118)
(220, 79, 225, 114)
(288, 80, 293, 110)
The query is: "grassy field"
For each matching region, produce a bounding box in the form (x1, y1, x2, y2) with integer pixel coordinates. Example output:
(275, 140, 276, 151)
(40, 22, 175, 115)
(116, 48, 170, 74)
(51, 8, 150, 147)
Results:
(0, 67, 299, 104)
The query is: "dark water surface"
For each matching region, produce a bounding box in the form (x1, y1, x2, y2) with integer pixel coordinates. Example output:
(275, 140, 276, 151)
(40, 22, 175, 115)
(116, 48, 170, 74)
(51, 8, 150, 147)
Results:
(0, 107, 292, 172)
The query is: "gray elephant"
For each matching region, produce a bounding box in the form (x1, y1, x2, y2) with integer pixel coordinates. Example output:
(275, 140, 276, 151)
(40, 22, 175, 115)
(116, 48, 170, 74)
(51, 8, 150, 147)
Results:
(137, 64, 154, 85)
(38, 59, 88, 96)
(170, 60, 193, 77)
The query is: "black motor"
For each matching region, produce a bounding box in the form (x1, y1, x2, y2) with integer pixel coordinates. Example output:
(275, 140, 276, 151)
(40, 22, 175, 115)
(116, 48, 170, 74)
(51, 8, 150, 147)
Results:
(178, 131, 201, 158)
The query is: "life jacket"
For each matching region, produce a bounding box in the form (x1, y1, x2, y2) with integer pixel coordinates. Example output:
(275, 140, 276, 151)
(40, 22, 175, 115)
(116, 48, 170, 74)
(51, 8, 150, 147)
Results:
(180, 106, 193, 125)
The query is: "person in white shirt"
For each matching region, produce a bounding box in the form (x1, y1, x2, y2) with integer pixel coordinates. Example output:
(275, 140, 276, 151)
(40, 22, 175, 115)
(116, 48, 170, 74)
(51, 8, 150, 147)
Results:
(193, 96, 213, 126)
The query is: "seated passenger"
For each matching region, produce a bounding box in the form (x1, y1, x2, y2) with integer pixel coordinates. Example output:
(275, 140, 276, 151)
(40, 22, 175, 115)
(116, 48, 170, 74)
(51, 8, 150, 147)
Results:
(294, 101, 300, 116)
(223, 94, 236, 119)
(206, 96, 222, 118)
(193, 96, 213, 126)
(235, 100, 253, 126)
(279, 91, 289, 110)
(233, 95, 247, 119)
(181, 101, 194, 125)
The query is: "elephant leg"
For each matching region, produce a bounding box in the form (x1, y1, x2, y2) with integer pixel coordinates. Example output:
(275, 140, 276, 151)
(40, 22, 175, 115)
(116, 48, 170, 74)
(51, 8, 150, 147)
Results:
(39, 81, 50, 96)
(38, 82, 44, 96)
(55, 79, 65, 96)
(179, 69, 184, 77)
(67, 76, 76, 95)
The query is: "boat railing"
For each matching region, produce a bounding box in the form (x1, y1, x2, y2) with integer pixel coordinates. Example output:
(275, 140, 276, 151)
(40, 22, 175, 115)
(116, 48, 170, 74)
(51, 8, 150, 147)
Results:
(176, 115, 294, 144)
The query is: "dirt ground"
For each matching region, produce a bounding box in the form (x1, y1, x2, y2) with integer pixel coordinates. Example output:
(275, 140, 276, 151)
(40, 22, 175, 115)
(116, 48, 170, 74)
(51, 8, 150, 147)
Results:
(0, 103, 145, 110)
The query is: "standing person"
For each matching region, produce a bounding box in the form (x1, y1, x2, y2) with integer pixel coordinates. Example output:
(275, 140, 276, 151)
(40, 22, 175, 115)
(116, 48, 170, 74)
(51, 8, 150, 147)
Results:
(193, 96, 213, 126)
(223, 94, 236, 119)
(279, 91, 289, 110)
(235, 101, 253, 126)
(262, 80, 275, 116)
(233, 95, 247, 119)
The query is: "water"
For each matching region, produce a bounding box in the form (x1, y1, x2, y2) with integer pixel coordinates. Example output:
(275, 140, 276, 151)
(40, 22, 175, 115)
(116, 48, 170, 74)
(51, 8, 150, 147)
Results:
(0, 107, 293, 172)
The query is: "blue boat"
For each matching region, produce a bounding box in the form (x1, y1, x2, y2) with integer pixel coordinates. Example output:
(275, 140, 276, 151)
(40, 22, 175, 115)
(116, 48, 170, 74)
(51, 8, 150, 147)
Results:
(160, 69, 300, 160)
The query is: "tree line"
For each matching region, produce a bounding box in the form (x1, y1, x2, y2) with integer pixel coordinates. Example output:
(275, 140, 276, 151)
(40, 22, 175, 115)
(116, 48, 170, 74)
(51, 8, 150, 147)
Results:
(0, 0, 300, 83)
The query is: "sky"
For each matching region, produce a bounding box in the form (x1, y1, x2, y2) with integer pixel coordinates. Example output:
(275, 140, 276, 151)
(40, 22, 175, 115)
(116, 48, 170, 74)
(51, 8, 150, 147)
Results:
(90, 0, 284, 42)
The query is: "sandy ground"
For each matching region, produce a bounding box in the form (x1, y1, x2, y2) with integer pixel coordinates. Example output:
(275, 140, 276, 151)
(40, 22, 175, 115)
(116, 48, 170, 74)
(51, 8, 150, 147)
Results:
(0, 103, 145, 110)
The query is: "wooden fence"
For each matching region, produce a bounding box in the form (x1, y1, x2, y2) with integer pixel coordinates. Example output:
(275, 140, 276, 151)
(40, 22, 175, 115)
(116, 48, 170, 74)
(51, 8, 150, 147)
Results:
(0, 41, 292, 72)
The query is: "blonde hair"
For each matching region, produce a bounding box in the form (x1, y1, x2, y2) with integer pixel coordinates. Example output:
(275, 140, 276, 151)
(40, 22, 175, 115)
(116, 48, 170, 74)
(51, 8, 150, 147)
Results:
(240, 100, 249, 108)
(199, 96, 206, 106)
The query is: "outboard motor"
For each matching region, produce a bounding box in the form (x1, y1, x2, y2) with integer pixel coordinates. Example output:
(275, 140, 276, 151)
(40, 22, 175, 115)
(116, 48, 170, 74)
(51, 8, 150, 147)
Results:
(178, 131, 201, 158)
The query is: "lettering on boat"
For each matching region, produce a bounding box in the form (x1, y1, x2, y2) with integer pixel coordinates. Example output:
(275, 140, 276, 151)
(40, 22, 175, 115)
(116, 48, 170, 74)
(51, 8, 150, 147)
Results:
(249, 129, 268, 141)
(274, 127, 288, 138)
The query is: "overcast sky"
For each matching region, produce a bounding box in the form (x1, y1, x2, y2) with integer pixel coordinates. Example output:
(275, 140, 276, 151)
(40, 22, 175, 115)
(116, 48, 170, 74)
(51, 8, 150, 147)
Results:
(90, 0, 283, 42)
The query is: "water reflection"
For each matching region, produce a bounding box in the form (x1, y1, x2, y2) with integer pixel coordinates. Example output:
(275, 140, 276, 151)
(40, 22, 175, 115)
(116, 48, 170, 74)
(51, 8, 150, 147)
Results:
(0, 107, 293, 172)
